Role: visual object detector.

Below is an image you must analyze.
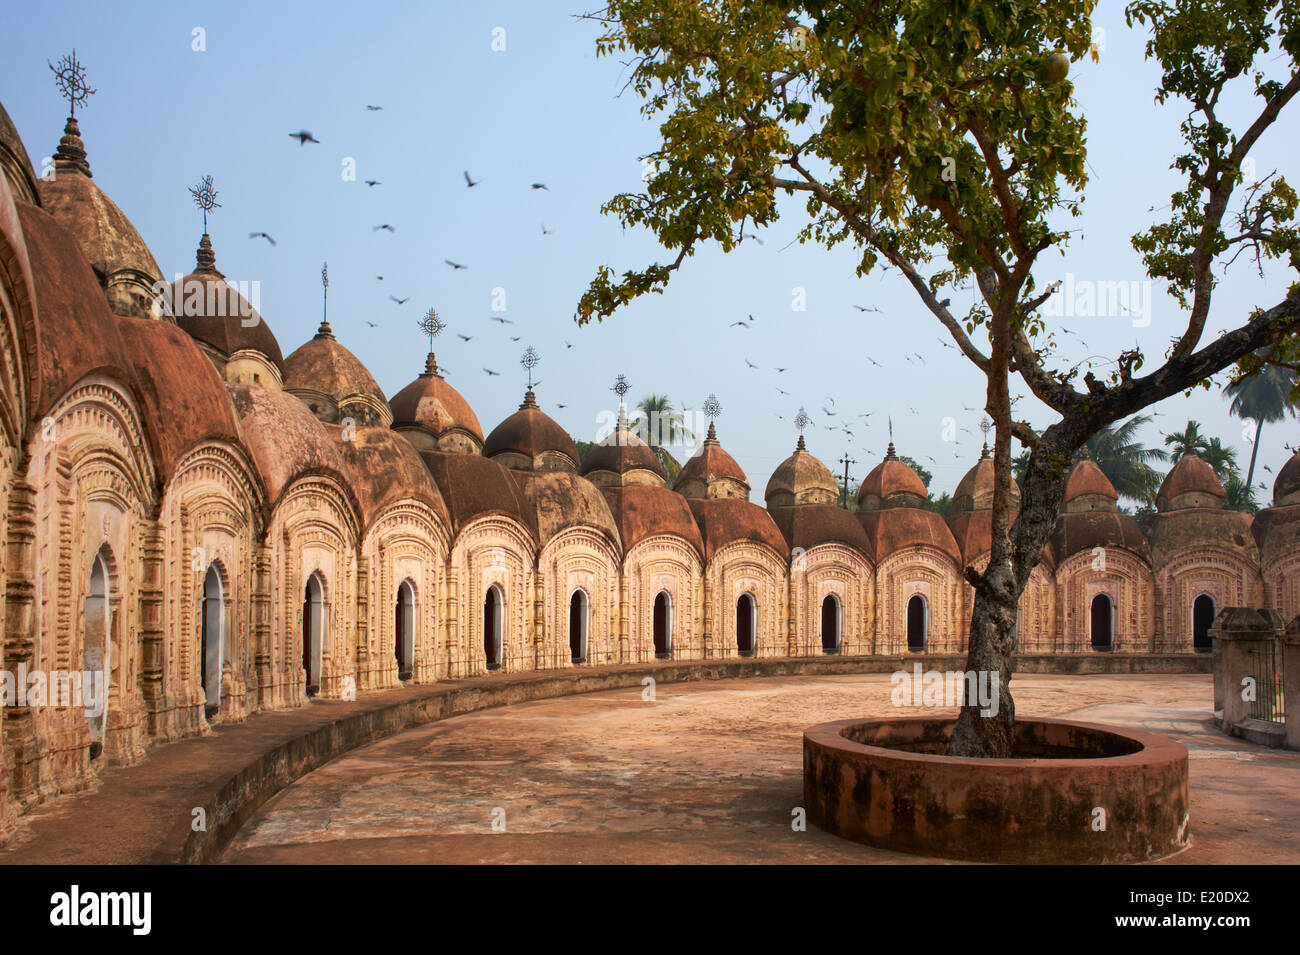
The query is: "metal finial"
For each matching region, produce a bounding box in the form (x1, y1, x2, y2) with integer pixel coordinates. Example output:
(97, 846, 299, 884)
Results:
(419, 308, 445, 349)
(703, 394, 722, 420)
(49, 50, 96, 117)
(795, 407, 810, 434)
(611, 374, 630, 401)
(321, 261, 329, 290)
(188, 175, 220, 232)
(979, 416, 992, 457)
(520, 346, 540, 389)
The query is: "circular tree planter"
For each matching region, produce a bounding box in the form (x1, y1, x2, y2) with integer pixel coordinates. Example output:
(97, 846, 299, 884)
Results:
(804, 717, 1189, 864)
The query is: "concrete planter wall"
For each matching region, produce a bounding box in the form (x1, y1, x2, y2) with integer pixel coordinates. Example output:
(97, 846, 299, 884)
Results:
(804, 717, 1189, 864)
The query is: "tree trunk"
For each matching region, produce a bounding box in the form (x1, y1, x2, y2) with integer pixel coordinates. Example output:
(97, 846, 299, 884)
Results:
(1244, 418, 1263, 493)
(948, 433, 1077, 757)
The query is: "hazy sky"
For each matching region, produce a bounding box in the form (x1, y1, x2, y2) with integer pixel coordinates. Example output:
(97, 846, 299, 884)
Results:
(2, 1, 1296, 502)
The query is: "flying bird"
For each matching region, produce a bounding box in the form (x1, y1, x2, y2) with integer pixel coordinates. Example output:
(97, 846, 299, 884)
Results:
(248, 232, 277, 246)
(389, 295, 409, 305)
(457, 334, 473, 342)
(775, 386, 790, 396)
(730, 320, 750, 328)
(445, 259, 467, 270)
(822, 406, 836, 416)
(375, 275, 384, 282)
(365, 104, 383, 111)
(853, 304, 879, 313)
(364, 180, 382, 187)
(867, 357, 882, 367)
(913, 352, 926, 364)
(373, 224, 396, 232)
(288, 130, 319, 145)
(364, 321, 380, 328)
(740, 232, 763, 244)
(531, 182, 549, 190)
(541, 222, 554, 235)
(564, 340, 574, 349)
(510, 336, 521, 341)
(744, 359, 759, 369)
(774, 367, 787, 373)
(484, 368, 501, 376)
(557, 403, 567, 408)
(490, 316, 514, 324)
(464, 170, 479, 187)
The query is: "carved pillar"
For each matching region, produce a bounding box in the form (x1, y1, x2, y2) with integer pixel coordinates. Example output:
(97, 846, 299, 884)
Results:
(355, 554, 370, 689)
(445, 566, 459, 678)
(618, 573, 629, 663)
(533, 572, 544, 670)
(2, 471, 38, 812)
(251, 543, 273, 706)
(137, 523, 165, 736)
(702, 574, 713, 658)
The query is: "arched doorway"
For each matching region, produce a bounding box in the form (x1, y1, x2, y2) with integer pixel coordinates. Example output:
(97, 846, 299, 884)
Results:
(569, 589, 589, 664)
(302, 573, 325, 696)
(906, 594, 927, 651)
(1090, 594, 1113, 650)
(200, 565, 223, 718)
(821, 595, 841, 652)
(84, 550, 110, 757)
(395, 580, 415, 680)
(736, 593, 756, 656)
(653, 591, 672, 659)
(483, 585, 503, 670)
(1192, 594, 1216, 653)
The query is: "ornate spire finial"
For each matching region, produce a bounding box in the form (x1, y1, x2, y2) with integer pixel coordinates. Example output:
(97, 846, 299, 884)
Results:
(611, 374, 630, 402)
(193, 233, 221, 277)
(794, 407, 810, 451)
(314, 261, 334, 339)
(521, 346, 540, 389)
(418, 308, 445, 378)
(189, 175, 221, 233)
(702, 393, 721, 444)
(979, 417, 992, 459)
(49, 50, 96, 118)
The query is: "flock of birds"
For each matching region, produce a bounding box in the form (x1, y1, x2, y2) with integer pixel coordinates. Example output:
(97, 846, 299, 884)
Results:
(244, 108, 564, 384)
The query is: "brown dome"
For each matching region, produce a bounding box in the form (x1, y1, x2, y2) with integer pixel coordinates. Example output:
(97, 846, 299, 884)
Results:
(600, 485, 704, 557)
(688, 497, 789, 562)
(952, 449, 1020, 512)
(858, 508, 962, 564)
(168, 235, 285, 376)
(1155, 453, 1226, 511)
(0, 100, 39, 205)
(857, 444, 928, 509)
(1049, 511, 1150, 564)
(768, 504, 872, 560)
(1062, 456, 1118, 512)
(419, 449, 535, 538)
(333, 426, 449, 533)
(226, 382, 354, 512)
(389, 352, 484, 452)
(764, 436, 839, 507)
(35, 118, 162, 319)
(284, 324, 390, 427)
(484, 389, 579, 471)
(1274, 450, 1300, 507)
(580, 407, 667, 486)
(674, 422, 749, 499)
(512, 470, 621, 550)
(1148, 507, 1257, 567)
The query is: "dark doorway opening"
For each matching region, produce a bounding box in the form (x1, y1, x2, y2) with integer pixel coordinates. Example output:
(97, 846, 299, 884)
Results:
(1090, 594, 1113, 650)
(736, 594, 756, 656)
(653, 592, 671, 659)
(821, 595, 840, 652)
(1193, 594, 1215, 653)
(906, 594, 926, 651)
(483, 585, 503, 670)
(303, 574, 324, 696)
(569, 590, 588, 664)
(396, 581, 414, 680)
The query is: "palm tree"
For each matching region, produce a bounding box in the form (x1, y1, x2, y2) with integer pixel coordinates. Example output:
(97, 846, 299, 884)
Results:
(630, 393, 694, 479)
(1225, 355, 1298, 492)
(1163, 420, 1209, 460)
(1199, 436, 1239, 485)
(1081, 415, 1167, 508)
(1224, 470, 1260, 513)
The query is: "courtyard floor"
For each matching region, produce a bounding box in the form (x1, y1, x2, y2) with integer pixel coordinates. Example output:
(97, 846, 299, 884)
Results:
(221, 673, 1300, 865)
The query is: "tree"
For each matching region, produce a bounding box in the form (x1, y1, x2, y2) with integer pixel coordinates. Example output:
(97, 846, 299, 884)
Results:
(1084, 415, 1167, 507)
(1163, 420, 1209, 460)
(1225, 353, 1298, 491)
(1199, 437, 1240, 485)
(1224, 469, 1261, 512)
(898, 455, 932, 488)
(577, 0, 1300, 757)
(630, 393, 694, 479)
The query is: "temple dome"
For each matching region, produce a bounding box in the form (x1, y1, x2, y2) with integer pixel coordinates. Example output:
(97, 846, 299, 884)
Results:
(484, 389, 580, 471)
(284, 321, 390, 427)
(167, 234, 285, 386)
(580, 405, 667, 487)
(1155, 453, 1226, 512)
(512, 469, 621, 550)
(674, 422, 749, 499)
(764, 435, 838, 507)
(0, 100, 39, 205)
(388, 351, 483, 454)
(36, 117, 162, 319)
(1062, 455, 1118, 513)
(952, 447, 1020, 512)
(857, 442, 927, 510)
(1274, 450, 1300, 508)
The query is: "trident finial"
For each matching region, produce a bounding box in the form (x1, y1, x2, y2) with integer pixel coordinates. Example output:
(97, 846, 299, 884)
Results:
(49, 50, 96, 117)
(520, 346, 540, 390)
(611, 374, 630, 402)
(188, 175, 220, 232)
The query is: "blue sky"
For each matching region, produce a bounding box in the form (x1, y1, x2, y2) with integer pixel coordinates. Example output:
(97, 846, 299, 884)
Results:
(2, 1, 1296, 501)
